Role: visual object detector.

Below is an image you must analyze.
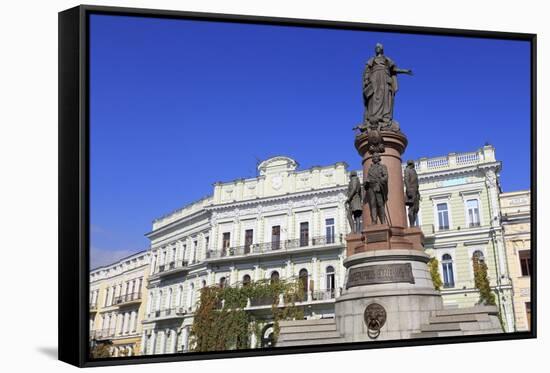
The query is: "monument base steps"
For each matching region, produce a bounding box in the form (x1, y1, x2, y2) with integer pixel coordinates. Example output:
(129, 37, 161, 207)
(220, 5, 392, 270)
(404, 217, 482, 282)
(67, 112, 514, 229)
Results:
(410, 306, 503, 338)
(277, 319, 344, 347)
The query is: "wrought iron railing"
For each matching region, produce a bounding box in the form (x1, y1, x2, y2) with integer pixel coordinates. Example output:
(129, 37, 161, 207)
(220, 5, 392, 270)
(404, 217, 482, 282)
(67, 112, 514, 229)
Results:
(147, 307, 187, 319)
(311, 289, 336, 301)
(156, 260, 189, 274)
(249, 295, 278, 307)
(91, 328, 116, 339)
(113, 292, 142, 305)
(206, 234, 343, 260)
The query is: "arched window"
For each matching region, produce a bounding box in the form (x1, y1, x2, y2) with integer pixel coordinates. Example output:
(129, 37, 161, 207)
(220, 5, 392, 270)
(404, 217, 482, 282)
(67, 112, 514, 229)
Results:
(156, 290, 163, 311)
(201, 280, 206, 288)
(326, 266, 335, 296)
(147, 291, 154, 313)
(188, 283, 195, 310)
(176, 286, 183, 306)
(270, 271, 280, 284)
(260, 323, 275, 348)
(472, 250, 485, 274)
(243, 274, 251, 287)
(219, 277, 226, 288)
(168, 288, 173, 309)
(299, 269, 309, 299)
(472, 250, 485, 263)
(442, 254, 455, 288)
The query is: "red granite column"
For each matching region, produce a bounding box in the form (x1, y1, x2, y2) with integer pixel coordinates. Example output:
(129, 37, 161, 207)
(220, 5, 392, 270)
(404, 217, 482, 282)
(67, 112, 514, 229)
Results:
(347, 130, 423, 254)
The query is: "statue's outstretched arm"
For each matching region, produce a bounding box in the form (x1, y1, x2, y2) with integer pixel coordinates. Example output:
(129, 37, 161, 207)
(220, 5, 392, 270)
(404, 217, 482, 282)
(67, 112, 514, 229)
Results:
(394, 67, 413, 75)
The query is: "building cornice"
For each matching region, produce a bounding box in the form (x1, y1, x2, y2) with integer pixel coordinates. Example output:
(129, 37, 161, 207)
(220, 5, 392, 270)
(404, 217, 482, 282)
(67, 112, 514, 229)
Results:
(146, 209, 211, 239)
(418, 161, 501, 182)
(206, 185, 346, 212)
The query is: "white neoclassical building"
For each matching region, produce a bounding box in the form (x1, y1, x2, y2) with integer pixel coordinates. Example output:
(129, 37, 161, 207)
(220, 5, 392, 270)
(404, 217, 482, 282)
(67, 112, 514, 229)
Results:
(141, 156, 348, 353)
(139, 145, 517, 354)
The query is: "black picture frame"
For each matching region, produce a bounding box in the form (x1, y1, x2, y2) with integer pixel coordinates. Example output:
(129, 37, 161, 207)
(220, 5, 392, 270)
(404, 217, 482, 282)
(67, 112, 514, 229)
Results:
(58, 4, 537, 368)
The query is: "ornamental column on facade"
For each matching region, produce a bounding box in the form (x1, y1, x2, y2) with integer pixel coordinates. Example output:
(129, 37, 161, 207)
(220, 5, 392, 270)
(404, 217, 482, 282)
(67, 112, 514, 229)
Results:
(170, 329, 177, 353)
(141, 331, 147, 354)
(149, 330, 156, 355)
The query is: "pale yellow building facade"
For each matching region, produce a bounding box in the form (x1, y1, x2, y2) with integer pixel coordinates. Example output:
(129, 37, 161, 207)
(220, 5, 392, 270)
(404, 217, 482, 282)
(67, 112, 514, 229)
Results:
(89, 250, 150, 356)
(500, 190, 531, 331)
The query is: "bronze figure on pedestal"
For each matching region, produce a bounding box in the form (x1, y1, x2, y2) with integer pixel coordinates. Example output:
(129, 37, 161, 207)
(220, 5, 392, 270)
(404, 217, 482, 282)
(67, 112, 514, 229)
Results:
(404, 160, 420, 227)
(364, 153, 388, 225)
(346, 171, 364, 233)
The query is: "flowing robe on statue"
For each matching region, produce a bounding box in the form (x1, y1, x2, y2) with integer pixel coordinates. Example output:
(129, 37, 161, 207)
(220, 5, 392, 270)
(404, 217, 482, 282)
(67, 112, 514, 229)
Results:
(363, 55, 398, 124)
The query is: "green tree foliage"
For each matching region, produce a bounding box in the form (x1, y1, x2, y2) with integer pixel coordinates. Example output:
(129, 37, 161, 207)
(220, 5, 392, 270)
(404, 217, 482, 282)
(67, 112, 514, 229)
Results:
(428, 257, 443, 291)
(190, 279, 304, 352)
(90, 342, 113, 359)
(472, 256, 496, 305)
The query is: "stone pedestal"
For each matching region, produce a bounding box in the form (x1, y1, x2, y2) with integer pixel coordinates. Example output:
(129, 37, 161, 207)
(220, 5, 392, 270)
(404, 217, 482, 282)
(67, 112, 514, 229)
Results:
(335, 249, 443, 342)
(340, 129, 442, 341)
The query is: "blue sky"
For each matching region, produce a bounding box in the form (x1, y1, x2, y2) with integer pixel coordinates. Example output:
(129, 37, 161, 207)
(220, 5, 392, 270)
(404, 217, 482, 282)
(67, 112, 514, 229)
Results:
(89, 14, 531, 268)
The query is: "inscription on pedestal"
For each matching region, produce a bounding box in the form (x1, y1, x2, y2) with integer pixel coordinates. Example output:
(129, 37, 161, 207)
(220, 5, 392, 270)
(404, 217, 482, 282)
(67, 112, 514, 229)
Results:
(346, 263, 414, 289)
(366, 231, 388, 243)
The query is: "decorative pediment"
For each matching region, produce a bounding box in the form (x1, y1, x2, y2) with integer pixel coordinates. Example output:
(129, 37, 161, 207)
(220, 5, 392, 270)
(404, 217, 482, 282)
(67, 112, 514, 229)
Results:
(257, 156, 298, 176)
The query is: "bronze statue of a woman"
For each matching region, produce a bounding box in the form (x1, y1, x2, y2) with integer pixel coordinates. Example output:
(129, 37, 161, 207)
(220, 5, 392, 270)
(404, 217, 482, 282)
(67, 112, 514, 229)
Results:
(363, 43, 413, 128)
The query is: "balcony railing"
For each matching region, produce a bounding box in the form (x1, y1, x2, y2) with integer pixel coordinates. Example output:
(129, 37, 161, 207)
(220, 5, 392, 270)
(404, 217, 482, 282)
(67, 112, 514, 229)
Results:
(249, 295, 278, 307)
(156, 260, 189, 274)
(113, 292, 142, 306)
(312, 289, 336, 301)
(147, 306, 188, 319)
(469, 221, 481, 228)
(90, 328, 116, 340)
(89, 302, 98, 311)
(206, 234, 342, 260)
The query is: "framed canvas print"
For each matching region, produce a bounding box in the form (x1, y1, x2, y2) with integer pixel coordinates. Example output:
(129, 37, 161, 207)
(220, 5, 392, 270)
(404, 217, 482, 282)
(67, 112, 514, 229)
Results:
(58, 4, 537, 367)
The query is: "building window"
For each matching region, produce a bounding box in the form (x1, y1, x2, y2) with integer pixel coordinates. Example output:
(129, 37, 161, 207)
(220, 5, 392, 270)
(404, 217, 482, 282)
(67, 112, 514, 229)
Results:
(243, 274, 251, 287)
(299, 269, 309, 299)
(271, 226, 281, 250)
(326, 266, 335, 296)
(244, 229, 253, 254)
(519, 250, 531, 276)
(147, 291, 153, 313)
(472, 250, 485, 266)
(525, 302, 531, 330)
(156, 291, 162, 312)
(437, 203, 450, 231)
(177, 286, 183, 306)
(270, 271, 280, 284)
(193, 241, 198, 262)
(300, 222, 309, 247)
(325, 218, 335, 243)
(166, 288, 173, 312)
(188, 283, 195, 310)
(442, 254, 455, 288)
(219, 277, 226, 288)
(466, 199, 481, 227)
(222, 232, 230, 255)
